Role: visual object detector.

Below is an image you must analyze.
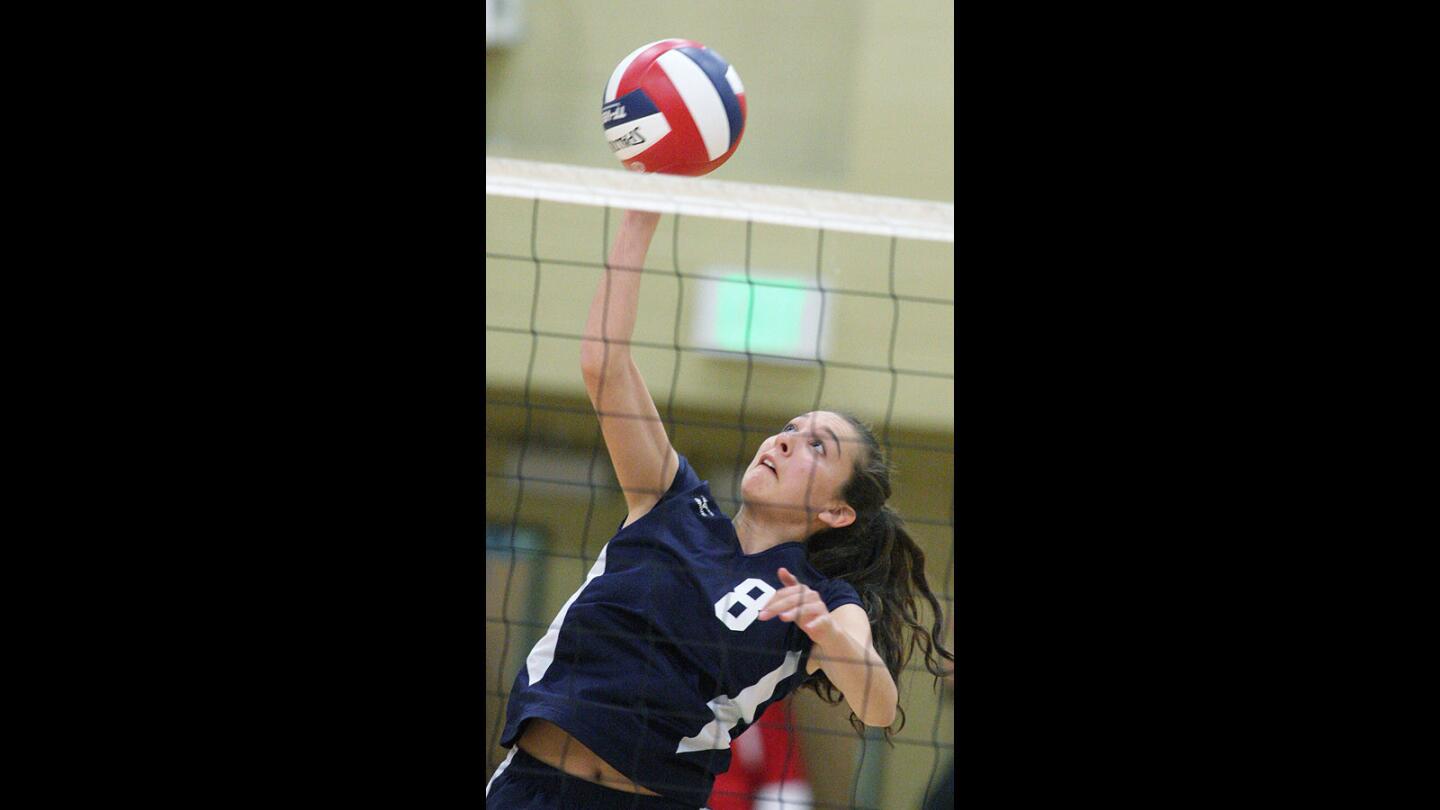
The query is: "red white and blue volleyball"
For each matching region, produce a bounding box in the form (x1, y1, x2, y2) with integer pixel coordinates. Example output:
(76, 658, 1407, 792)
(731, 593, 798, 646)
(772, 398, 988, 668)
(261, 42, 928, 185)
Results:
(601, 39, 747, 177)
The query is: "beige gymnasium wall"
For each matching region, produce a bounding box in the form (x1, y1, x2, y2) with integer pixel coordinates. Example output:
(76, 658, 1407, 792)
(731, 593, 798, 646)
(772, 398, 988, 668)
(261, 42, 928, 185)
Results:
(485, 0, 954, 199)
(487, 3, 954, 807)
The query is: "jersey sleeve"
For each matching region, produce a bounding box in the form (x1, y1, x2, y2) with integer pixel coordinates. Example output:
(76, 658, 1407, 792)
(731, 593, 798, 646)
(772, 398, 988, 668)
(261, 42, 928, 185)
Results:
(817, 576, 864, 613)
(614, 453, 704, 532)
(659, 452, 702, 504)
(799, 577, 867, 685)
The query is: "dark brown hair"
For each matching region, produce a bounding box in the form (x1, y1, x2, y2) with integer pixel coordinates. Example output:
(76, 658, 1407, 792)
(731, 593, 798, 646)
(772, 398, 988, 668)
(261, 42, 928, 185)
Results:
(801, 412, 953, 744)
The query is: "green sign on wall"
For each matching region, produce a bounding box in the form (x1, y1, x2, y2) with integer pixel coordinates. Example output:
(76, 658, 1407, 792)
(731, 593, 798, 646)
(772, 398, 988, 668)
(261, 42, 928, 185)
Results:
(693, 271, 826, 361)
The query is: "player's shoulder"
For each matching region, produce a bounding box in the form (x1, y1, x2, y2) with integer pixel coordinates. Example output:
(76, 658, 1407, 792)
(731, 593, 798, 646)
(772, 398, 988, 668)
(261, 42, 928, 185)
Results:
(799, 562, 863, 611)
(635, 452, 728, 525)
(670, 452, 702, 493)
(646, 452, 697, 504)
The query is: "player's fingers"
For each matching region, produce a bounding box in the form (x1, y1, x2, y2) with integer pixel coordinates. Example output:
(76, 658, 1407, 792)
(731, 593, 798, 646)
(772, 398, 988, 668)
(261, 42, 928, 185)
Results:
(804, 614, 831, 632)
(764, 586, 823, 616)
(759, 593, 798, 618)
(777, 567, 798, 586)
(784, 599, 825, 622)
(770, 583, 809, 604)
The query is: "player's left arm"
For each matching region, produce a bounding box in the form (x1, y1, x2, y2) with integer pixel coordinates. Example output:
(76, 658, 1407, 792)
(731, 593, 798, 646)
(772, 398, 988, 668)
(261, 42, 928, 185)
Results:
(760, 568, 898, 728)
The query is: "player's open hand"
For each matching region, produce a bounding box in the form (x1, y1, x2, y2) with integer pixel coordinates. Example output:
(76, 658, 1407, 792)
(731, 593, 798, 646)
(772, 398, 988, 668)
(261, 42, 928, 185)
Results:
(758, 567, 838, 645)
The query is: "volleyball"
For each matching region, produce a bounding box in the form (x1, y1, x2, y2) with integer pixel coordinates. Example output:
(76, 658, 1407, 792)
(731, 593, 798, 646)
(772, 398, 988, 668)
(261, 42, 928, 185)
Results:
(601, 39, 747, 176)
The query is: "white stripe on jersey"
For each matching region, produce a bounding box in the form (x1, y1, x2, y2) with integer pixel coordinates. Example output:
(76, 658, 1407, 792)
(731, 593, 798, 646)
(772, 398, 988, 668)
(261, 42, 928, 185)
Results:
(675, 650, 802, 753)
(485, 746, 517, 797)
(525, 544, 609, 685)
(656, 49, 732, 161)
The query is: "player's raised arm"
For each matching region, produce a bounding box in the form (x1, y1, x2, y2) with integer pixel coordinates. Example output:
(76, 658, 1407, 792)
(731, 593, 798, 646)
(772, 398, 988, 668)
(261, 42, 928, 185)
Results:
(580, 209, 679, 526)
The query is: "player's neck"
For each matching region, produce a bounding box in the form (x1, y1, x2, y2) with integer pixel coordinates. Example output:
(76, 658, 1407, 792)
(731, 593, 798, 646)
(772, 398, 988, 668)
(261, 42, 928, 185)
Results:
(732, 507, 804, 555)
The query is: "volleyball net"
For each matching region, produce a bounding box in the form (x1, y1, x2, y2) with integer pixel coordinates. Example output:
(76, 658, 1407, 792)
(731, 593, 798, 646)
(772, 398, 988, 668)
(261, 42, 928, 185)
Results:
(485, 158, 954, 810)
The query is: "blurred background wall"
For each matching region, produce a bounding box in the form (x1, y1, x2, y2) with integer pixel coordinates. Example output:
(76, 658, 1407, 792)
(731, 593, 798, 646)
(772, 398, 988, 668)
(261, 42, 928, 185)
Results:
(486, 0, 954, 200)
(487, 2, 954, 807)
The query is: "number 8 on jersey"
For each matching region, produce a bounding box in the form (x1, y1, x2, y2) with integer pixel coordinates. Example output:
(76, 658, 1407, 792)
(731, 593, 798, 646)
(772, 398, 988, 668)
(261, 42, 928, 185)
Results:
(714, 578, 776, 631)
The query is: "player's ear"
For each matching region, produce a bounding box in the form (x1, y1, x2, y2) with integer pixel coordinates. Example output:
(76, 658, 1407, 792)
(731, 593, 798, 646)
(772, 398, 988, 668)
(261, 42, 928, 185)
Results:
(819, 503, 855, 530)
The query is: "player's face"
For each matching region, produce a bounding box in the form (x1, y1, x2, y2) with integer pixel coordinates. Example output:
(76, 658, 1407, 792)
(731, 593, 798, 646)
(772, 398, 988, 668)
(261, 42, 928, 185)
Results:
(741, 411, 859, 522)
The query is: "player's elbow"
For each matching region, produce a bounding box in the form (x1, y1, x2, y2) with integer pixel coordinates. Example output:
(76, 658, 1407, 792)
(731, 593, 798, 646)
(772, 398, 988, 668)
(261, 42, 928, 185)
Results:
(863, 703, 897, 729)
(580, 353, 603, 392)
(580, 350, 609, 396)
(868, 679, 900, 728)
(579, 341, 628, 390)
(580, 342, 604, 381)
(851, 691, 896, 729)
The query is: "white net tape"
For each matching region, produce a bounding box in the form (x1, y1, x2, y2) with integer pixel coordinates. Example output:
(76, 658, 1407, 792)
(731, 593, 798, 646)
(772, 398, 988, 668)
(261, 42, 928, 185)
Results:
(486, 158, 954, 243)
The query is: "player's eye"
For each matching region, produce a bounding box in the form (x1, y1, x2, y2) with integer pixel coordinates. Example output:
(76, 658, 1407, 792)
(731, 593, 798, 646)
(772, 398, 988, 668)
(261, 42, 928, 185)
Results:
(782, 423, 823, 454)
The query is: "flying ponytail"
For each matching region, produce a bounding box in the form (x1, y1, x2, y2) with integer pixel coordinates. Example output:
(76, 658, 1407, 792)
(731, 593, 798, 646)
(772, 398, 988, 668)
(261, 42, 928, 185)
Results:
(801, 414, 953, 744)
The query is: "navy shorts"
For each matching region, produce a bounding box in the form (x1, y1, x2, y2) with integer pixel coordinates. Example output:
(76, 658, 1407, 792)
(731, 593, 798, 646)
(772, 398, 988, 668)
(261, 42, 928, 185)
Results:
(486, 747, 702, 809)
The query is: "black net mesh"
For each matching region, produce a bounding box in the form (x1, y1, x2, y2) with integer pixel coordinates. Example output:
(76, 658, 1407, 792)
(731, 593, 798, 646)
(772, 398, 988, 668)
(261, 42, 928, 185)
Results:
(486, 181, 953, 809)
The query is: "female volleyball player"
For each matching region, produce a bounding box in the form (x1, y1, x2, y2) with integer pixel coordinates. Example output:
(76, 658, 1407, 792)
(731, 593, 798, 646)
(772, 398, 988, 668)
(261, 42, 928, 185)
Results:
(487, 210, 953, 809)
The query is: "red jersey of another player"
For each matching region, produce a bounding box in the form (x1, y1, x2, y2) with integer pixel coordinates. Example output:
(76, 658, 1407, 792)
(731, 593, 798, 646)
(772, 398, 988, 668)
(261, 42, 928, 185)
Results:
(708, 699, 813, 810)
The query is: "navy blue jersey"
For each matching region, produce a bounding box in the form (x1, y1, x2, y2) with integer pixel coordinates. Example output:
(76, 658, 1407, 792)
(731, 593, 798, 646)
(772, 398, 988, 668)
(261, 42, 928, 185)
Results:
(499, 454, 864, 807)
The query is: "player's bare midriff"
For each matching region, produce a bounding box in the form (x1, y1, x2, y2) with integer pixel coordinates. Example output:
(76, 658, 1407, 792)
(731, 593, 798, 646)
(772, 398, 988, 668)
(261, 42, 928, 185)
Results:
(517, 718, 663, 797)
